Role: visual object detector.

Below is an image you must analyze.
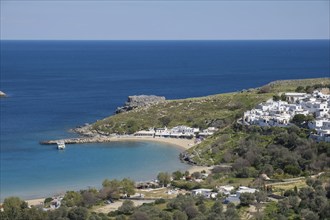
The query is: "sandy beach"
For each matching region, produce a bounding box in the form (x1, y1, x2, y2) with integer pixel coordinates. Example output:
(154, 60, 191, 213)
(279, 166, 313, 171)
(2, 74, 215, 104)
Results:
(107, 136, 195, 150)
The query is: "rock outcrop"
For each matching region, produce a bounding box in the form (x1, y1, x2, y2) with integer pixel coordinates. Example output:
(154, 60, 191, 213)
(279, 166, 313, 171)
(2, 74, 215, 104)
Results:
(116, 95, 166, 114)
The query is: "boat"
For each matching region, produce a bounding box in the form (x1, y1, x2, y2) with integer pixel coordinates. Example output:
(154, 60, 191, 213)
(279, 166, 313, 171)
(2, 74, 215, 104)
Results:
(57, 141, 66, 150)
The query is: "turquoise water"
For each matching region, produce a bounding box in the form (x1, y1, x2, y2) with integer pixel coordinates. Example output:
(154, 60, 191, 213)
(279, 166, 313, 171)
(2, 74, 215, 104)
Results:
(2, 141, 189, 200)
(1, 40, 329, 200)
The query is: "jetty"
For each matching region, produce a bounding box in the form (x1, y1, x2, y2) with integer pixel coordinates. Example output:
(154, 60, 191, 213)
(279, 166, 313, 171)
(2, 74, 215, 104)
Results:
(40, 137, 113, 145)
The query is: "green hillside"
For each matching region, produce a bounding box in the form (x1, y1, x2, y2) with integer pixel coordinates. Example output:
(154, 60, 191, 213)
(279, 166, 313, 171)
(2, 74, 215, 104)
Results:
(90, 77, 330, 178)
(92, 78, 329, 135)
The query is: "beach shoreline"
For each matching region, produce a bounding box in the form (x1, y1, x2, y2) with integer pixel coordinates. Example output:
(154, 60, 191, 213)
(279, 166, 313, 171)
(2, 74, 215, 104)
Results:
(4, 137, 203, 204)
(105, 136, 195, 150)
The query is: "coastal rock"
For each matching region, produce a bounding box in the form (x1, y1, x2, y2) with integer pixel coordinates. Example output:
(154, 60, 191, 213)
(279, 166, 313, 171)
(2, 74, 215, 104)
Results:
(71, 124, 97, 137)
(0, 91, 7, 97)
(116, 95, 166, 114)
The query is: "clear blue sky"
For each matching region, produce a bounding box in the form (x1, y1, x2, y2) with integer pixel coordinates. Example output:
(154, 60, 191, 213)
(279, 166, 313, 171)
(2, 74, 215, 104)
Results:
(1, 0, 329, 40)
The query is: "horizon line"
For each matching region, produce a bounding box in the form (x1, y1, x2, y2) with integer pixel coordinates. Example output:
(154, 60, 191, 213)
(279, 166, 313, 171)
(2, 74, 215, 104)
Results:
(1, 38, 329, 41)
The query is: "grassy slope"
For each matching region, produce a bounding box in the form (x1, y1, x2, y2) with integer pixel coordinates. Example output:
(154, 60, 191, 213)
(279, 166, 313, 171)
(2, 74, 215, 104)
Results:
(187, 78, 330, 165)
(91, 78, 329, 165)
(92, 91, 270, 134)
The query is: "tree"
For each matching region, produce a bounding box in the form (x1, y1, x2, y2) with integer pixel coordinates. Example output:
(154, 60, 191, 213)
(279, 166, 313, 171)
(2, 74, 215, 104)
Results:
(301, 209, 319, 220)
(21, 207, 47, 220)
(130, 211, 150, 220)
(62, 191, 83, 207)
(284, 165, 301, 176)
(1, 197, 27, 220)
(47, 206, 69, 220)
(239, 193, 255, 206)
(291, 114, 314, 127)
(255, 191, 267, 203)
(167, 195, 195, 211)
(173, 210, 188, 220)
(191, 172, 202, 179)
(273, 95, 280, 101)
(159, 116, 171, 127)
(210, 200, 223, 214)
(172, 171, 184, 180)
(157, 172, 171, 187)
(121, 178, 136, 197)
(184, 205, 199, 219)
(118, 200, 135, 214)
(159, 211, 172, 220)
(68, 207, 89, 220)
(198, 203, 207, 214)
(224, 203, 239, 220)
(81, 189, 99, 207)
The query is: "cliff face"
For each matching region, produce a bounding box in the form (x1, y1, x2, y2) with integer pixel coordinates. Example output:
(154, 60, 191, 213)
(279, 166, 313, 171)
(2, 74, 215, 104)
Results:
(115, 95, 166, 114)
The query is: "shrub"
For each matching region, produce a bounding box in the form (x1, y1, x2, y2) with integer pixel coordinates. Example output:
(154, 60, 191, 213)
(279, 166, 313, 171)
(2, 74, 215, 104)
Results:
(155, 198, 166, 204)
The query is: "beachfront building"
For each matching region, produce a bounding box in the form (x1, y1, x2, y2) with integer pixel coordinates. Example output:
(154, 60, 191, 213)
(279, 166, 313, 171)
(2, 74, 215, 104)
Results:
(134, 129, 155, 137)
(198, 127, 218, 137)
(243, 90, 330, 142)
(134, 125, 200, 139)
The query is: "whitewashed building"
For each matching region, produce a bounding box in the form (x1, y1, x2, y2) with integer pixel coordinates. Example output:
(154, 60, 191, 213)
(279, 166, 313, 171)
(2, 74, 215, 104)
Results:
(243, 90, 330, 142)
(191, 188, 217, 199)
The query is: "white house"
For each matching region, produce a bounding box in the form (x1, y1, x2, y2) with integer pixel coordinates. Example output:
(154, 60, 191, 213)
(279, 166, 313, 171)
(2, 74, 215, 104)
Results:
(243, 90, 330, 142)
(236, 186, 257, 197)
(285, 92, 308, 103)
(191, 188, 217, 199)
(217, 185, 235, 195)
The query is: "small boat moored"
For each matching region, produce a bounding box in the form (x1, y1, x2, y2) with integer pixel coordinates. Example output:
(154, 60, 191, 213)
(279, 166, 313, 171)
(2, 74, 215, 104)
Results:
(57, 141, 66, 150)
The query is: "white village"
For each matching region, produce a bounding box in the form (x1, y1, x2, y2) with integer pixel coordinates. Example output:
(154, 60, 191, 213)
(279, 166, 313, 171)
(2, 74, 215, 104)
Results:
(243, 89, 330, 142)
(127, 89, 330, 206)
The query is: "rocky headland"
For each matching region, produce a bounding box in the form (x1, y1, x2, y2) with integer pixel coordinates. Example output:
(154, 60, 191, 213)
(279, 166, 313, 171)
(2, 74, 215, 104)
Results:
(115, 95, 166, 114)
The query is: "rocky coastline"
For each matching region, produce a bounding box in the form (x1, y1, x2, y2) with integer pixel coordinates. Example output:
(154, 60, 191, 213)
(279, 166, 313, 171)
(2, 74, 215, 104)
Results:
(115, 95, 165, 114)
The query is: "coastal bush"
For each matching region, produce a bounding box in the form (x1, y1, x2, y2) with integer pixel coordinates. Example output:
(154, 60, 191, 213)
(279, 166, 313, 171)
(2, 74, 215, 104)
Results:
(167, 194, 195, 211)
(81, 189, 100, 207)
(118, 200, 135, 214)
(0, 197, 46, 220)
(159, 211, 172, 220)
(129, 211, 150, 220)
(44, 197, 53, 204)
(67, 207, 89, 220)
(239, 193, 255, 207)
(172, 170, 184, 180)
(100, 178, 135, 199)
(172, 210, 188, 220)
(62, 191, 83, 207)
(184, 205, 199, 219)
(155, 198, 166, 204)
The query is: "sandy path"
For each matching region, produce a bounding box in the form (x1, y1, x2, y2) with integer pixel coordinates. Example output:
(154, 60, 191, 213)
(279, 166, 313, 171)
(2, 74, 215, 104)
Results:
(94, 199, 155, 213)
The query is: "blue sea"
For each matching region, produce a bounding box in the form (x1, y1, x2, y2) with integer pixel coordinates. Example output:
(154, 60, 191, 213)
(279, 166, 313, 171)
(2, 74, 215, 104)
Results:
(0, 40, 329, 201)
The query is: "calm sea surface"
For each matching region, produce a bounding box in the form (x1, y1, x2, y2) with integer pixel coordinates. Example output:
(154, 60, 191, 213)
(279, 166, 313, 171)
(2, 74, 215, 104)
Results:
(0, 40, 329, 200)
